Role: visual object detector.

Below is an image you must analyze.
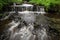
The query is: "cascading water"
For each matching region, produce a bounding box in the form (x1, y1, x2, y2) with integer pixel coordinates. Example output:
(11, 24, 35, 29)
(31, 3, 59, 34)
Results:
(8, 11, 36, 40)
(0, 11, 50, 40)
(0, 3, 60, 40)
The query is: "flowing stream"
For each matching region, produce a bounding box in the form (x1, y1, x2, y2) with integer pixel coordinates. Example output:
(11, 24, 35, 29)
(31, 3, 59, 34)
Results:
(0, 4, 60, 40)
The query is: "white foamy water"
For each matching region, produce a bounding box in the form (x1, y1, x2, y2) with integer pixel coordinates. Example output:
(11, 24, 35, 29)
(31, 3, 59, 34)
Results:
(8, 21, 20, 31)
(41, 28, 48, 40)
(9, 23, 35, 40)
(1, 11, 48, 40)
(0, 3, 50, 40)
(8, 10, 36, 40)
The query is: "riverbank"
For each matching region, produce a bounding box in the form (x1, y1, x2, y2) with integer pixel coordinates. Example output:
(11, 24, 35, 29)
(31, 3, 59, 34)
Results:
(45, 14, 60, 32)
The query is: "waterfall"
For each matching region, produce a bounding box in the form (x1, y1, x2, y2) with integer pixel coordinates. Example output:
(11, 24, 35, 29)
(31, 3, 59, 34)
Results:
(0, 3, 59, 40)
(0, 11, 49, 40)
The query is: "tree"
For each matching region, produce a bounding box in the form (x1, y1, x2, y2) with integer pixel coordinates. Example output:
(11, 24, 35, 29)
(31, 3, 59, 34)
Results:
(29, 0, 60, 8)
(10, 0, 22, 3)
(0, 0, 9, 10)
(0, 0, 23, 10)
(29, 0, 60, 13)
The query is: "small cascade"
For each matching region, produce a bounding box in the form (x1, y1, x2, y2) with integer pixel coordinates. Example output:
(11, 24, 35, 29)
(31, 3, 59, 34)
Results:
(9, 24, 35, 40)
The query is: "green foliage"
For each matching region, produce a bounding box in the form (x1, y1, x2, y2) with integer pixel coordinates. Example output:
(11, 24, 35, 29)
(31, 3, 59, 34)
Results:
(10, 0, 22, 3)
(29, 0, 60, 7)
(29, 0, 60, 13)
(0, 0, 60, 13)
(0, 0, 9, 10)
(0, 0, 22, 10)
(51, 0, 60, 5)
(29, 0, 51, 7)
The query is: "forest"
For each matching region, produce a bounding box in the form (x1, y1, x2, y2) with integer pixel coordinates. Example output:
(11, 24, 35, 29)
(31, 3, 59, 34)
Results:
(0, 0, 60, 13)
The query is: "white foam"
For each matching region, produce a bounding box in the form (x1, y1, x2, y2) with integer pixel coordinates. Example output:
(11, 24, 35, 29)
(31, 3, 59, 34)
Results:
(9, 21, 20, 31)
(21, 4, 33, 7)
